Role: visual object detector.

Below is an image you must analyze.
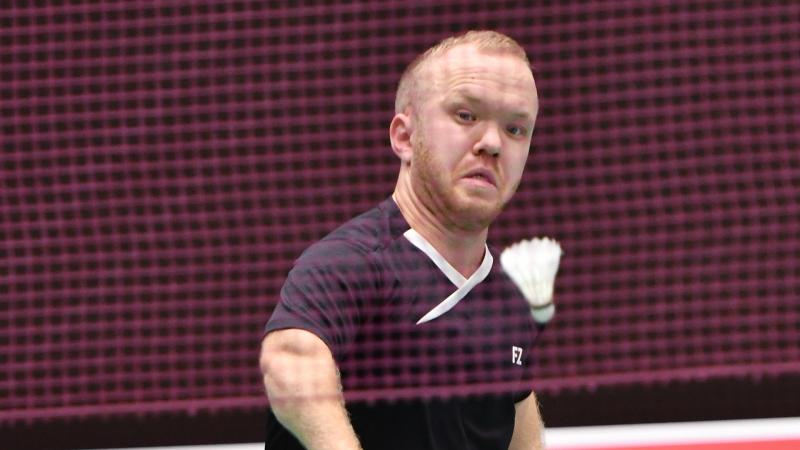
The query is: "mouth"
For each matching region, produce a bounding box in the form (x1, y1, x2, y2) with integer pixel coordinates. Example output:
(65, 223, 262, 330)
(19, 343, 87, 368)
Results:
(462, 168, 497, 188)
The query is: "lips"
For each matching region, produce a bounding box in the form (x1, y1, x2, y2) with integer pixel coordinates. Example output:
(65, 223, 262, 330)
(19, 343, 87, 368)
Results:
(462, 167, 497, 187)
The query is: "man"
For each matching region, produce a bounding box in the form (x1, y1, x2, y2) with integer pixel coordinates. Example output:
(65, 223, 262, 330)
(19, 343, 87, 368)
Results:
(261, 30, 543, 449)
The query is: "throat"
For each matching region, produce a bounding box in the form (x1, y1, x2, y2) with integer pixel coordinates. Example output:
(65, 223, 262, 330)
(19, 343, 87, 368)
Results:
(393, 180, 489, 277)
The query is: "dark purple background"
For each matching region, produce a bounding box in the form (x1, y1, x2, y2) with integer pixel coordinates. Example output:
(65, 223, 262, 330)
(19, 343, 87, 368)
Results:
(2, 0, 799, 431)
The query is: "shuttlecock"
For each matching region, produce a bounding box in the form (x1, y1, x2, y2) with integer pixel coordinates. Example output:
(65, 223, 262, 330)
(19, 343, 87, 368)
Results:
(500, 237, 563, 323)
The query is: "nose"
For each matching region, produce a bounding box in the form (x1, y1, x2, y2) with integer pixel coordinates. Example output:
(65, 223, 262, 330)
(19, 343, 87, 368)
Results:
(474, 122, 502, 157)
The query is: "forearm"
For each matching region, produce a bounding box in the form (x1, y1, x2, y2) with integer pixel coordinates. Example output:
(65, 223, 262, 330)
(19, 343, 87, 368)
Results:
(508, 391, 545, 450)
(261, 329, 362, 450)
(268, 382, 361, 450)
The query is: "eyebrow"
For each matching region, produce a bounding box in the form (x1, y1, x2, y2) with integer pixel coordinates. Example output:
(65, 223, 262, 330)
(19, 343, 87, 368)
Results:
(449, 89, 535, 121)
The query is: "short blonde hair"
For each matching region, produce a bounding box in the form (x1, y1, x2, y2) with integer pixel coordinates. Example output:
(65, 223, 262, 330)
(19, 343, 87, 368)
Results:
(394, 30, 531, 114)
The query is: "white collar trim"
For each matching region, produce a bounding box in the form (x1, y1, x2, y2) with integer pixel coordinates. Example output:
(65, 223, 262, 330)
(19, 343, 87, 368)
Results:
(402, 228, 493, 324)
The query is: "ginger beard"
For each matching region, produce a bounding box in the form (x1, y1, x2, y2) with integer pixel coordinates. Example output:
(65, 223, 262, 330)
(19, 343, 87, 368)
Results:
(409, 124, 519, 232)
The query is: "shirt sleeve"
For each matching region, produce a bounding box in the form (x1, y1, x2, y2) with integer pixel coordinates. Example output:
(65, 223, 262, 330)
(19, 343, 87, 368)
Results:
(264, 239, 376, 360)
(513, 321, 546, 403)
(513, 311, 546, 403)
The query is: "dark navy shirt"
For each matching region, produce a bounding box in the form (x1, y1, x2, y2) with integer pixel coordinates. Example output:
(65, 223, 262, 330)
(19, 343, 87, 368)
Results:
(264, 197, 542, 450)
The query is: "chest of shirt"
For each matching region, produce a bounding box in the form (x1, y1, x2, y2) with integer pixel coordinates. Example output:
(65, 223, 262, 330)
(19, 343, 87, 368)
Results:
(339, 267, 534, 392)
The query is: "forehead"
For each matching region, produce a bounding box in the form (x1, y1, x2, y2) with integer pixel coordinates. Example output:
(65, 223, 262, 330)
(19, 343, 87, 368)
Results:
(419, 45, 538, 113)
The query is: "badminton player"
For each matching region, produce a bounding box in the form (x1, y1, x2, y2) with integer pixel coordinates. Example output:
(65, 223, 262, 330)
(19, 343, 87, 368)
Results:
(261, 30, 544, 449)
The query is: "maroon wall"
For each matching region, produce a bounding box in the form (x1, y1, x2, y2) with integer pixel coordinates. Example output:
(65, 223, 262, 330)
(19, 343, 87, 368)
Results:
(2, 0, 799, 446)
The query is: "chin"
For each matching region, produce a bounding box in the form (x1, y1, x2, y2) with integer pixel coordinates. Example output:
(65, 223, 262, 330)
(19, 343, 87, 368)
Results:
(451, 193, 504, 230)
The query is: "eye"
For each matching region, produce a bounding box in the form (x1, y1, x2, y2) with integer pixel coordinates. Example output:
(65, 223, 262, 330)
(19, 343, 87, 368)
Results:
(456, 111, 476, 122)
(507, 125, 526, 136)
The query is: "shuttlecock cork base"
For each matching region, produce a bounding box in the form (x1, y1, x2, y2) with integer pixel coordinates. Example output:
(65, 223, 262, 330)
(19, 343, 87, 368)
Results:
(500, 237, 563, 324)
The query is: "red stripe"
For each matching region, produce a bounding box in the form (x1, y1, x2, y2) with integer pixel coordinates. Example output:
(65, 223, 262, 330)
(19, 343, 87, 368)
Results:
(555, 438, 800, 450)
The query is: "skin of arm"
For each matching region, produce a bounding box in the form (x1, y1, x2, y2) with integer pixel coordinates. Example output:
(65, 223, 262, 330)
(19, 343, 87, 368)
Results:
(260, 328, 363, 450)
(508, 390, 545, 450)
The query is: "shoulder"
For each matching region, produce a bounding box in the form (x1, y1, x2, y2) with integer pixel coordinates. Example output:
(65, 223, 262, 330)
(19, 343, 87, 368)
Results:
(293, 201, 395, 274)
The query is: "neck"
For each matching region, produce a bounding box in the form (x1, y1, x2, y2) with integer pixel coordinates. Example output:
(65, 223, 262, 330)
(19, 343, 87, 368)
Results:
(393, 178, 488, 278)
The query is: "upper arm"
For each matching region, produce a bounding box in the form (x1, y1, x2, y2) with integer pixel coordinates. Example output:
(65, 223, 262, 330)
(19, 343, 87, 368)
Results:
(260, 328, 334, 371)
(260, 328, 341, 406)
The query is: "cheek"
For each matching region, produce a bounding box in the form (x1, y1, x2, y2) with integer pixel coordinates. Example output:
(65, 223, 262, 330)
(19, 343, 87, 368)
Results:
(503, 150, 529, 185)
(420, 125, 465, 171)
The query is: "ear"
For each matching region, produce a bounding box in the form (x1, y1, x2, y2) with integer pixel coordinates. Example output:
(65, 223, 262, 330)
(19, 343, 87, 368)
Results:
(389, 112, 414, 164)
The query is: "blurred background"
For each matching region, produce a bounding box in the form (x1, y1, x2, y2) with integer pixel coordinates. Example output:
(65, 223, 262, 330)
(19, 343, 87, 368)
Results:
(2, 1, 799, 449)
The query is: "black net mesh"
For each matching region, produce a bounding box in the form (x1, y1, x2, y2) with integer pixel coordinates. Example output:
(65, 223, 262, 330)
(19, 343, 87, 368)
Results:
(2, 0, 799, 425)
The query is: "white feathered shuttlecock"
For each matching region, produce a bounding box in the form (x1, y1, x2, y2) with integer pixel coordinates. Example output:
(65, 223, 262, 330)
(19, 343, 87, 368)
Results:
(500, 237, 563, 324)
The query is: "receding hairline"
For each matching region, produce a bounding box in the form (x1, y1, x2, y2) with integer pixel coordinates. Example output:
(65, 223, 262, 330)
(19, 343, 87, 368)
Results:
(394, 30, 532, 114)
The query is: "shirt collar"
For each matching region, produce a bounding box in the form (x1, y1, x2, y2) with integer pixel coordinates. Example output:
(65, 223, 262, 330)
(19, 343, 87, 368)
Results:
(402, 228, 494, 324)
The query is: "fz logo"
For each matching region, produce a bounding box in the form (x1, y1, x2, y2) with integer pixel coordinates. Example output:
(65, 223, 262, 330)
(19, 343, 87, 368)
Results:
(512, 346, 523, 366)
